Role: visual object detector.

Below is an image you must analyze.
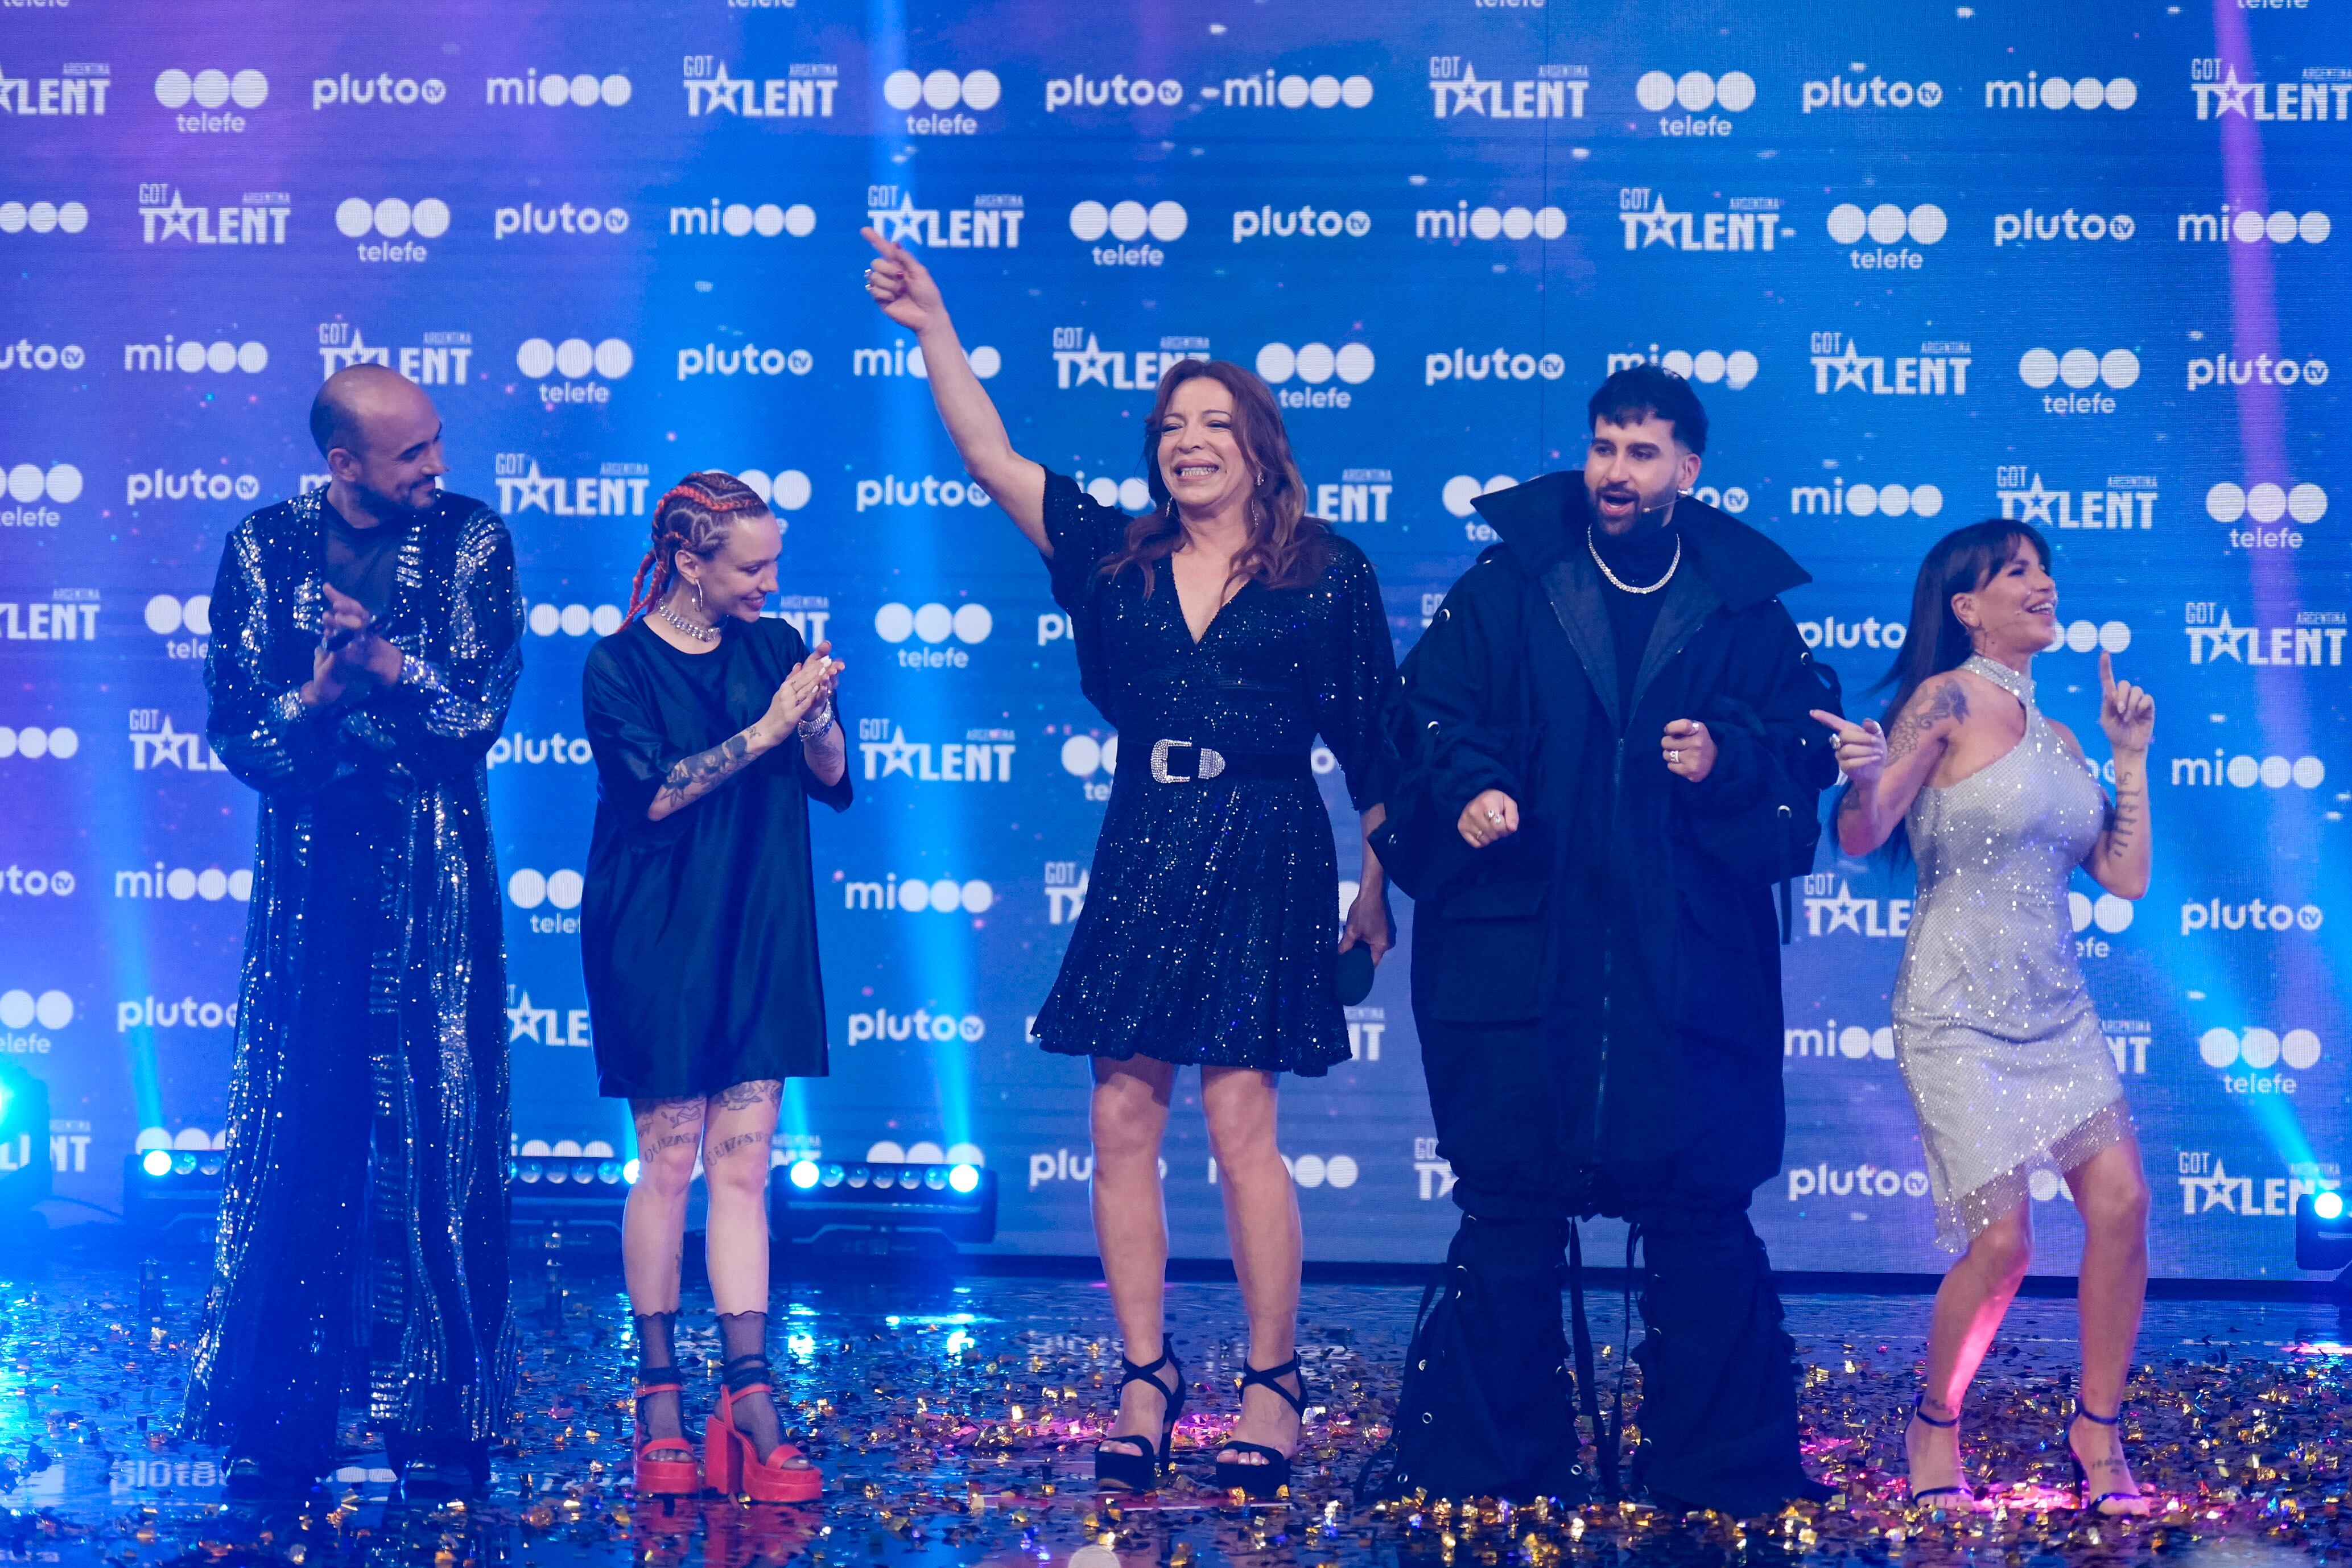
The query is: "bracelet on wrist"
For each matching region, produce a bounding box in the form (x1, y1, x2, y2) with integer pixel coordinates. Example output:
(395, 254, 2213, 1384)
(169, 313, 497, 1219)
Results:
(797, 700, 834, 740)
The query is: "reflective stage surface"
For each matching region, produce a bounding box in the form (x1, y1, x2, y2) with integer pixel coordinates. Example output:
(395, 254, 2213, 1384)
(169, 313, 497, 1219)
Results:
(1, 1253, 2345, 1567)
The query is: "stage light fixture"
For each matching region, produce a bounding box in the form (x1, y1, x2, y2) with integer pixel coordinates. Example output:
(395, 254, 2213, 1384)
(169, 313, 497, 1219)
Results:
(509, 1136, 630, 1245)
(2296, 1188, 2352, 1274)
(122, 1149, 224, 1243)
(770, 1160, 997, 1260)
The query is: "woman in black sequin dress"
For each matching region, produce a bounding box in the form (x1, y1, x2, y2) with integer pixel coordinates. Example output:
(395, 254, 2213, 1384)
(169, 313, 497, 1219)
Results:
(864, 231, 1396, 1492)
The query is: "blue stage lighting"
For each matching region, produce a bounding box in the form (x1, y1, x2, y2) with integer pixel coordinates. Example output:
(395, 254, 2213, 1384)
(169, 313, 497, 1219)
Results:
(141, 1148, 172, 1177)
(2295, 1189, 2352, 1274)
(769, 1161, 997, 1258)
(622, 1157, 640, 1185)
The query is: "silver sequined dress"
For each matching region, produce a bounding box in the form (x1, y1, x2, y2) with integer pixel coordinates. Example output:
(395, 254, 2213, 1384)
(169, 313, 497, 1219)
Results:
(1891, 655, 2128, 1250)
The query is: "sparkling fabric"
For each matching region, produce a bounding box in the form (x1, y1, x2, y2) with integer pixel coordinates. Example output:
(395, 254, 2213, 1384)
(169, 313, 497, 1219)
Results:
(187, 486, 523, 1454)
(1891, 654, 2128, 1251)
(1031, 473, 1396, 1074)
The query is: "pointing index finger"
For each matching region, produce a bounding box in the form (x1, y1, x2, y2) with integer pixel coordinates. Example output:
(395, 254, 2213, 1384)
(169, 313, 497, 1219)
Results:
(2098, 648, 2117, 696)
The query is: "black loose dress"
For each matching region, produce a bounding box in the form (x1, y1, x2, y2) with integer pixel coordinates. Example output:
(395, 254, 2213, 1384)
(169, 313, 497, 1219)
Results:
(1033, 473, 1396, 1075)
(580, 615, 851, 1099)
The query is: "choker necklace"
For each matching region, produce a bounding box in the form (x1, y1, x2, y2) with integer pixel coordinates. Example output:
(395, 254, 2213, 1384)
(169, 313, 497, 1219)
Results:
(655, 600, 721, 643)
(1587, 524, 1681, 595)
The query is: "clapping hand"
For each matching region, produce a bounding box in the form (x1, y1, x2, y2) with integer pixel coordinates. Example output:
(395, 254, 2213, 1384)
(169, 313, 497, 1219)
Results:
(2098, 650, 2153, 756)
(760, 641, 844, 744)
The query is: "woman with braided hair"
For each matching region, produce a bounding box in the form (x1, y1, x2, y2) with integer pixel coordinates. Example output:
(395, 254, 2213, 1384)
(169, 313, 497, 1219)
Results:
(580, 472, 849, 1501)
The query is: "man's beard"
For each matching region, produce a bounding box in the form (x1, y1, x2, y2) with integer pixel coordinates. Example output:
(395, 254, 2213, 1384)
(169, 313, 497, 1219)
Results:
(1586, 477, 1678, 533)
(348, 472, 437, 519)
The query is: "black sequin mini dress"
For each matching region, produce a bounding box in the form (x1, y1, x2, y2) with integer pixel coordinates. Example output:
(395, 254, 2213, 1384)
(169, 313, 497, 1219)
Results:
(1031, 473, 1396, 1076)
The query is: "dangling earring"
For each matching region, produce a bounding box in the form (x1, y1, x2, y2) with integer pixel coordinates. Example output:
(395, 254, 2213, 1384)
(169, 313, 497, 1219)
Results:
(1256, 471, 1267, 487)
(694, 578, 706, 615)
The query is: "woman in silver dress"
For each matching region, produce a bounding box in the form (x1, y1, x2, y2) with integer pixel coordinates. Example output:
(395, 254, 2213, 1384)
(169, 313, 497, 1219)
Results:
(1812, 522, 2155, 1514)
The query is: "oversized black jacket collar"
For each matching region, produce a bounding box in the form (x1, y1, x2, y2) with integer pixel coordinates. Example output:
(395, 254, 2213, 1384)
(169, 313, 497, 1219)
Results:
(1470, 472, 1810, 616)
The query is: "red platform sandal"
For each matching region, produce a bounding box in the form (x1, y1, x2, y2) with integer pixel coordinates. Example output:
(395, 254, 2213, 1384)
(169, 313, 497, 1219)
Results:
(705, 1356, 822, 1503)
(633, 1370, 703, 1496)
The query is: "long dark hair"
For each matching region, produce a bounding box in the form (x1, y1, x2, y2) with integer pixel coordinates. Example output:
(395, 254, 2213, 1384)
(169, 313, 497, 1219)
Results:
(1875, 519, 2052, 728)
(625, 471, 771, 621)
(1096, 358, 1332, 593)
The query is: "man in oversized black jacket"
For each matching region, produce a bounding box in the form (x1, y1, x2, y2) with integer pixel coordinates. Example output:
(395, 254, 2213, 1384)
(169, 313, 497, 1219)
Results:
(1377, 366, 1839, 1512)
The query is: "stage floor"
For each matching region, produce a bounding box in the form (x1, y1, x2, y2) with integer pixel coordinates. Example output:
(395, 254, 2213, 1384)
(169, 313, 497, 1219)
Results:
(1, 1253, 2345, 1567)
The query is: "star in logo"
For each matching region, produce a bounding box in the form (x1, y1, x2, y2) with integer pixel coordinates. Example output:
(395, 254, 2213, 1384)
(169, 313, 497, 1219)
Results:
(152, 188, 198, 242)
(0, 63, 27, 114)
(1438, 63, 1491, 117)
(2213, 64, 2254, 119)
(870, 192, 934, 246)
(2013, 472, 2056, 526)
(505, 990, 556, 1045)
(1067, 333, 1115, 387)
(2200, 609, 2251, 663)
(1824, 339, 1870, 391)
(1638, 195, 1687, 248)
(873, 726, 920, 777)
(2180, 1155, 2244, 1212)
(1821, 879, 1868, 934)
(507, 459, 561, 514)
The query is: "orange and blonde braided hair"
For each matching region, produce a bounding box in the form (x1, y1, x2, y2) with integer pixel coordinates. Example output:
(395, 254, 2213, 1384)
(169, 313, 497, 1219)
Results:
(625, 471, 771, 622)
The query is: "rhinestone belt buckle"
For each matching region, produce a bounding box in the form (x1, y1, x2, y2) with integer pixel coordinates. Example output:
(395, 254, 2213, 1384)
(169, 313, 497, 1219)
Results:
(1148, 738, 1226, 783)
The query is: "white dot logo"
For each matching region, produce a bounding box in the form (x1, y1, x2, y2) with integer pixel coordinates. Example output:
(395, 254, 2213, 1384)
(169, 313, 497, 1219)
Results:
(874, 603, 993, 645)
(0, 990, 74, 1030)
(1255, 342, 1376, 386)
(713, 202, 816, 238)
(507, 868, 585, 910)
(1286, 1153, 1360, 1189)
(871, 877, 995, 914)
(2031, 76, 2138, 110)
(1459, 205, 1568, 241)
(883, 69, 1002, 113)
(2198, 1027, 2321, 1071)
(154, 68, 270, 110)
(734, 469, 812, 511)
(1636, 69, 1757, 113)
(141, 340, 269, 374)
(1826, 203, 1946, 246)
(334, 197, 452, 240)
(2017, 347, 2139, 390)
(526, 72, 632, 108)
(0, 201, 90, 235)
(5, 463, 83, 504)
(1441, 474, 1520, 518)
(1086, 476, 1158, 512)
(1069, 200, 1188, 244)
(0, 726, 79, 760)
(2066, 890, 2135, 934)
(1234, 73, 1373, 109)
(517, 337, 634, 380)
(1059, 734, 1121, 777)
(143, 593, 212, 636)
(1637, 349, 1758, 389)
(525, 603, 626, 638)
(2215, 209, 2332, 245)
(2206, 481, 2326, 526)
(2047, 620, 2131, 654)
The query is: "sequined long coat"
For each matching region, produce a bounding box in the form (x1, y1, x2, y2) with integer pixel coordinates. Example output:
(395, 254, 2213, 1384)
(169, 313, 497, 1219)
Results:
(185, 488, 523, 1446)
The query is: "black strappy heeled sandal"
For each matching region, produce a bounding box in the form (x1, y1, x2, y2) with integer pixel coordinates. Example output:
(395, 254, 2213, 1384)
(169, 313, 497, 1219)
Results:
(1904, 1394, 1973, 1505)
(1214, 1356, 1306, 1501)
(2067, 1401, 2147, 1516)
(1094, 1339, 1186, 1492)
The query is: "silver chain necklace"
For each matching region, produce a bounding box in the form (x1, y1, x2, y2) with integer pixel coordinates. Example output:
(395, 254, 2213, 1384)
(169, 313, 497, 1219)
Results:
(655, 597, 721, 643)
(1587, 525, 1681, 595)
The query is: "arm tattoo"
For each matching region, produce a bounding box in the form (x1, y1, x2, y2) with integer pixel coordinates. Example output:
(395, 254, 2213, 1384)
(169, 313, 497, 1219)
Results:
(653, 730, 758, 815)
(1886, 682, 1967, 762)
(712, 1078, 782, 1111)
(1835, 784, 1862, 819)
(2103, 785, 2142, 851)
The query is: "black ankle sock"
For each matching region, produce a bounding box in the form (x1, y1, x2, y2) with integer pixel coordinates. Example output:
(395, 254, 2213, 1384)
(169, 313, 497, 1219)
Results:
(717, 1310, 784, 1459)
(634, 1311, 683, 1443)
